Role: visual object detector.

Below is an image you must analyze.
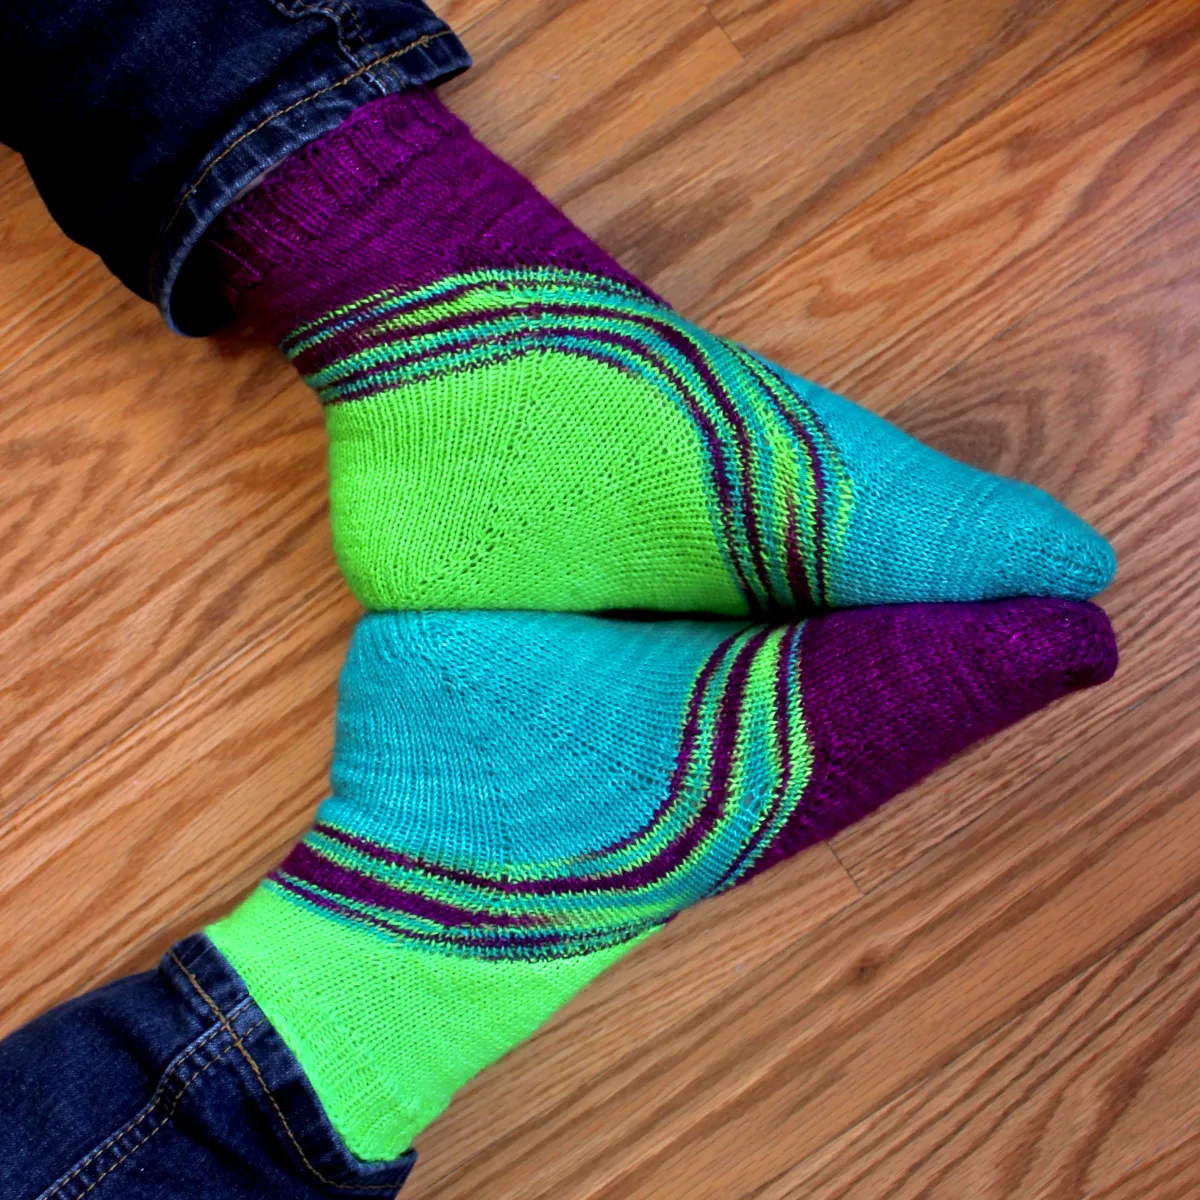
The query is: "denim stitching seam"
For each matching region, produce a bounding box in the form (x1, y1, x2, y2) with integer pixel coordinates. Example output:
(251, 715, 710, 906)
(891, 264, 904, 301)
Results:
(277, 0, 369, 49)
(39, 998, 251, 1197)
(38, 1004, 260, 1200)
(153, 27, 455, 284)
(267, 0, 373, 74)
(169, 951, 401, 1193)
(73, 1024, 266, 1200)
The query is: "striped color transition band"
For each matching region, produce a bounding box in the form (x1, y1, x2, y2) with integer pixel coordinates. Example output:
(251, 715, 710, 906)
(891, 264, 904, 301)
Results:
(283, 268, 855, 613)
(267, 623, 813, 961)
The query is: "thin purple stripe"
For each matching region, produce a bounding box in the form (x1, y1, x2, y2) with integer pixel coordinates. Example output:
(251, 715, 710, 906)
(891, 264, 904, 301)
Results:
(736, 348, 832, 606)
(716, 621, 802, 887)
(276, 842, 534, 928)
(784, 500, 815, 610)
(574, 630, 736, 863)
(289, 284, 673, 364)
(272, 872, 612, 954)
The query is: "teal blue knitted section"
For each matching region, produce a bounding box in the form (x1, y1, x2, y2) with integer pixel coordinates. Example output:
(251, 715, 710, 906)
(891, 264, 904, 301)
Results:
(766, 362, 1117, 605)
(322, 611, 734, 862)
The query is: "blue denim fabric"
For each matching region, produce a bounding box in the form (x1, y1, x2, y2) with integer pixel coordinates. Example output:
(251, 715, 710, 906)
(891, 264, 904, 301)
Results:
(0, 935, 417, 1199)
(0, 0, 470, 335)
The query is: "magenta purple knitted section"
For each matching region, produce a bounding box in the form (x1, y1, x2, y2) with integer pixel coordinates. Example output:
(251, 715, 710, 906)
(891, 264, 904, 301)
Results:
(745, 596, 1119, 879)
(214, 88, 653, 340)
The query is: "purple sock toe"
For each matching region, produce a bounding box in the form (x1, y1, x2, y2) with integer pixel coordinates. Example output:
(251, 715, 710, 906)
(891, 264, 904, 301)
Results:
(750, 598, 1117, 874)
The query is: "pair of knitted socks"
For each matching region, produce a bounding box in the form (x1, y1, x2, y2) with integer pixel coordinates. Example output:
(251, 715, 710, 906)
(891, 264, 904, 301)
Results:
(203, 90, 1118, 1162)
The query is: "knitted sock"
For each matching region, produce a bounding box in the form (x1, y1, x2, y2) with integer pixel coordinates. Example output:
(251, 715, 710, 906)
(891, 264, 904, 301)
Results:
(208, 598, 1116, 1161)
(210, 90, 1115, 617)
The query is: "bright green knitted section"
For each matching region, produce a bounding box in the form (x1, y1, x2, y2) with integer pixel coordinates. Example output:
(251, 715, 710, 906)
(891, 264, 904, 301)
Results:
(326, 351, 745, 613)
(209, 887, 647, 1161)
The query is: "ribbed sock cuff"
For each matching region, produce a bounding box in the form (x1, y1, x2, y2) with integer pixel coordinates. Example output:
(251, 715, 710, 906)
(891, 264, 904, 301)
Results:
(211, 89, 464, 300)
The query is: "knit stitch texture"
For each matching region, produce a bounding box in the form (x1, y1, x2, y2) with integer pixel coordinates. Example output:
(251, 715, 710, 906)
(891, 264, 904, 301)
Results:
(209, 598, 1117, 1159)
(212, 90, 1116, 616)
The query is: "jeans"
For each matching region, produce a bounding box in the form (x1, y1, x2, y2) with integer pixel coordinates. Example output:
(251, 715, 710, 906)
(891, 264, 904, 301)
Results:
(0, 0, 470, 335)
(0, 936, 418, 1199)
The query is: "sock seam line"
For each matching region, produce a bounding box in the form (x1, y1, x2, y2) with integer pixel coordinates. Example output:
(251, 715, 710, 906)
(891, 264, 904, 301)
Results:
(169, 950, 401, 1192)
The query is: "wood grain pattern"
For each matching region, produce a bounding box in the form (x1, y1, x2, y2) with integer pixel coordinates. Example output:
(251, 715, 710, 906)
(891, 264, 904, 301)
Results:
(707, 0, 1200, 406)
(1090, 1133, 1200, 1199)
(0, 293, 337, 814)
(750, 889, 1200, 1199)
(447, 0, 744, 198)
(1, 2, 1197, 1197)
(557, 0, 1149, 313)
(0, 153, 114, 374)
(434, 0, 514, 36)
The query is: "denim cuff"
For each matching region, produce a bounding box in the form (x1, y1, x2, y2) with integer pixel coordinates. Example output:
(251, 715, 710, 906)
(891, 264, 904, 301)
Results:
(1, 0, 469, 337)
(162, 8, 470, 335)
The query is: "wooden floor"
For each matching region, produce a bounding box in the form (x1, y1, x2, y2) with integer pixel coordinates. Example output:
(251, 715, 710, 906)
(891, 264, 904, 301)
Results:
(2, 0, 1199, 1195)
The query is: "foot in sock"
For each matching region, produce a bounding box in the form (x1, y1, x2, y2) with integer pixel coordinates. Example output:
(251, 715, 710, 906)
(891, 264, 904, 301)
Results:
(211, 90, 1115, 617)
(208, 598, 1117, 1160)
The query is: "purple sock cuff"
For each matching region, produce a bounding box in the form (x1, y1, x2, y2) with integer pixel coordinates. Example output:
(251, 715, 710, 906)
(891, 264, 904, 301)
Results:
(212, 89, 464, 298)
(209, 88, 656, 339)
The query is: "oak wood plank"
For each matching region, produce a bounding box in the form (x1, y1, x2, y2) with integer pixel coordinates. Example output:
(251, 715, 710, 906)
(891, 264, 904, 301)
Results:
(0, 154, 115, 375)
(557, 0, 1148, 314)
(748, 889, 1200, 1199)
(437, 0, 516, 36)
(446, 0, 744, 199)
(0, 293, 340, 814)
(707, 0, 1200, 408)
(832, 195, 1200, 892)
(1088, 1132, 1200, 1199)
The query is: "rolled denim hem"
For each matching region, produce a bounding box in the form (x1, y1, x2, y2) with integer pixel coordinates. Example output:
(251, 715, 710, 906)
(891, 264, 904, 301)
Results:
(157, 15, 470, 336)
(162, 933, 419, 1191)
